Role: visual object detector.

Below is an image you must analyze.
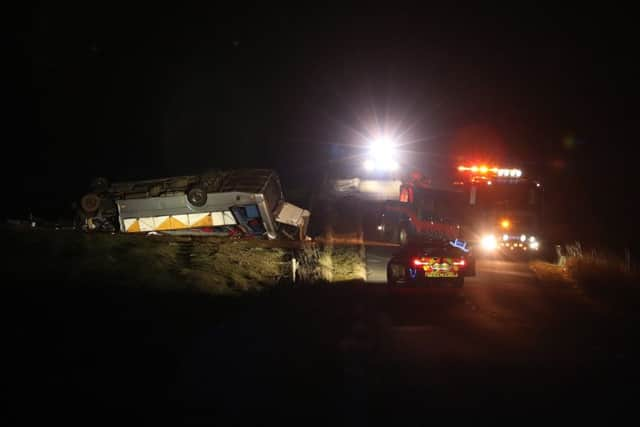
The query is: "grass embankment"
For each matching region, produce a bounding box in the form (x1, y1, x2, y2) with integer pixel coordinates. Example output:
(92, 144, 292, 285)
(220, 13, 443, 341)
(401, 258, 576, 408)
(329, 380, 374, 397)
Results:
(3, 224, 367, 419)
(529, 260, 573, 285)
(4, 226, 289, 295)
(3, 223, 366, 291)
(299, 196, 367, 284)
(530, 253, 640, 305)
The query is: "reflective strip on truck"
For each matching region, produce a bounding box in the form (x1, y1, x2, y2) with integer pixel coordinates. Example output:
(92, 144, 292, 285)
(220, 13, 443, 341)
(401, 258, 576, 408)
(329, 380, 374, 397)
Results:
(122, 210, 236, 233)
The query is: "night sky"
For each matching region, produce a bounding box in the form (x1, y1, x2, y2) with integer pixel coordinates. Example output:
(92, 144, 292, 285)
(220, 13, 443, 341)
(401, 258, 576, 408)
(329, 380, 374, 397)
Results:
(6, 4, 639, 247)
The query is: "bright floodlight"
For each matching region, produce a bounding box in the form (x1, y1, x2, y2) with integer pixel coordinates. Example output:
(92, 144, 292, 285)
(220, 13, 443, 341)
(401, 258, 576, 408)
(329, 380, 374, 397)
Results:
(369, 136, 395, 160)
(364, 135, 399, 171)
(385, 159, 399, 171)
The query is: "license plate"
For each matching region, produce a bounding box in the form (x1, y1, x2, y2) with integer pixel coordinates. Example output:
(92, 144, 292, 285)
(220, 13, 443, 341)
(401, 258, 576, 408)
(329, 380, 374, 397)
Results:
(421, 257, 458, 278)
(425, 271, 458, 278)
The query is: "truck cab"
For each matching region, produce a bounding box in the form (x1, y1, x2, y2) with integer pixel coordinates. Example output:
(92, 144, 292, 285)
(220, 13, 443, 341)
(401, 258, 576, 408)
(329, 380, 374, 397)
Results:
(455, 165, 544, 257)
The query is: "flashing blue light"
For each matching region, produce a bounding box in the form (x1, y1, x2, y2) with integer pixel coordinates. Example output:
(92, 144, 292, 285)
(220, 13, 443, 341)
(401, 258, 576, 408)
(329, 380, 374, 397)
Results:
(450, 239, 470, 252)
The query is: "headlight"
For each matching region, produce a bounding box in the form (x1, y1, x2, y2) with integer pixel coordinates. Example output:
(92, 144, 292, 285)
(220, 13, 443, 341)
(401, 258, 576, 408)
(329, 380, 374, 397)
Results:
(520, 234, 526, 242)
(481, 234, 497, 250)
(502, 234, 509, 241)
(529, 236, 536, 242)
(529, 241, 539, 250)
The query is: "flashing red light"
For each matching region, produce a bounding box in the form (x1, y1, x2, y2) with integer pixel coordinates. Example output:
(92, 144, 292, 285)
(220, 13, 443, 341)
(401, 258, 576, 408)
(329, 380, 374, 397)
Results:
(413, 258, 426, 266)
(457, 165, 522, 178)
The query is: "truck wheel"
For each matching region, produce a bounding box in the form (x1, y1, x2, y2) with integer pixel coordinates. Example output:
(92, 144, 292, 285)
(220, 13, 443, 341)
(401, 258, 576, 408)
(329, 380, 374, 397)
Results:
(80, 193, 101, 214)
(187, 186, 207, 207)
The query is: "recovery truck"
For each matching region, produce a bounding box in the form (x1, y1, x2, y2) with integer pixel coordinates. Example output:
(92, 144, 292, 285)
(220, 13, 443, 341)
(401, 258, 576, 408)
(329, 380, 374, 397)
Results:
(360, 171, 464, 245)
(75, 169, 311, 240)
(323, 134, 467, 244)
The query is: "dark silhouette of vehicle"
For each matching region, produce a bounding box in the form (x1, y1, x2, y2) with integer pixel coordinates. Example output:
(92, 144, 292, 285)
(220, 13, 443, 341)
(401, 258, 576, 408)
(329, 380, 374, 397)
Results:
(386, 237, 475, 287)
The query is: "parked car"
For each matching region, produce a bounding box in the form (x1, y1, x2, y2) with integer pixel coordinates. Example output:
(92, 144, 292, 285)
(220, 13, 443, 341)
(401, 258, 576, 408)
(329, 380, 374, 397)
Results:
(387, 237, 475, 287)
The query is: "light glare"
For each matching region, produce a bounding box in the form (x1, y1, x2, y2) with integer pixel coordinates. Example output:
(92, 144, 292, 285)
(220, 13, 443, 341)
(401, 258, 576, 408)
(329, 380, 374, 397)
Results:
(481, 234, 497, 250)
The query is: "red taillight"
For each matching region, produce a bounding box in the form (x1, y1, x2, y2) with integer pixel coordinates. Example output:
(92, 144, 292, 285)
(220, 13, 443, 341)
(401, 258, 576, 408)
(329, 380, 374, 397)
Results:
(412, 258, 426, 266)
(453, 259, 466, 266)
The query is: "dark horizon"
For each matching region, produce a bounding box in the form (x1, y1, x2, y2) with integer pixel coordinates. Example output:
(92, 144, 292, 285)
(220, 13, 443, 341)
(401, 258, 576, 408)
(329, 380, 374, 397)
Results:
(6, 5, 639, 247)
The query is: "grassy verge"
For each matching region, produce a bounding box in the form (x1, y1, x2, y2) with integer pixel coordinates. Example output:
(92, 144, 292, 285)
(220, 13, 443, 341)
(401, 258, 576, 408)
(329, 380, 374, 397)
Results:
(530, 254, 640, 305)
(529, 260, 573, 285)
(291, 195, 366, 284)
(3, 226, 289, 295)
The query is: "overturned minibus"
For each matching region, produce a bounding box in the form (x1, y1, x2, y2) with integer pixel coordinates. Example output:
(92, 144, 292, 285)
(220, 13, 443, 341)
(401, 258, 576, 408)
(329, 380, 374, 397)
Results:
(76, 169, 310, 240)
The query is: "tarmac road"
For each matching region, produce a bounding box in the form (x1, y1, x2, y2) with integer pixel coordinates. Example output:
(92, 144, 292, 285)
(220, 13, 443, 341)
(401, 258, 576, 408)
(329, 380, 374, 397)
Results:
(170, 246, 640, 420)
(356, 243, 640, 414)
(9, 243, 640, 422)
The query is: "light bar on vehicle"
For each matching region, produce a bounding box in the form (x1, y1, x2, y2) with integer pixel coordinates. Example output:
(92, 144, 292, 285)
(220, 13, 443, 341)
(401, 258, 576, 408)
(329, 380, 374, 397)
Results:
(449, 239, 470, 252)
(457, 165, 522, 178)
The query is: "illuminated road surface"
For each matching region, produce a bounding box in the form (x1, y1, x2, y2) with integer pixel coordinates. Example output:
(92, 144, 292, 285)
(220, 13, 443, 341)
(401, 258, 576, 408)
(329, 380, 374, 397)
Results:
(174, 247, 640, 418)
(357, 244, 640, 411)
(14, 244, 640, 421)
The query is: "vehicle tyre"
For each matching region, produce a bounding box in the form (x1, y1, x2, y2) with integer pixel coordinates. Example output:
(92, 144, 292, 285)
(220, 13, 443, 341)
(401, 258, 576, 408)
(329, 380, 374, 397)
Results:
(452, 277, 464, 288)
(467, 257, 477, 276)
(387, 263, 404, 286)
(80, 193, 101, 214)
(386, 265, 396, 286)
(187, 186, 207, 207)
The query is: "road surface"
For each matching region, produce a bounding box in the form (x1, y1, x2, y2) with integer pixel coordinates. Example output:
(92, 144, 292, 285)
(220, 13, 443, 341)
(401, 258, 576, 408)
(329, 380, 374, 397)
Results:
(168, 245, 640, 419)
(356, 244, 640, 413)
(10, 244, 640, 422)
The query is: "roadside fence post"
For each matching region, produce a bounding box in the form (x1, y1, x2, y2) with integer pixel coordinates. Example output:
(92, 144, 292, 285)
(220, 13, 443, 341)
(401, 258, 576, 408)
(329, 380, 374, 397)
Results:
(292, 257, 298, 283)
(556, 244, 566, 267)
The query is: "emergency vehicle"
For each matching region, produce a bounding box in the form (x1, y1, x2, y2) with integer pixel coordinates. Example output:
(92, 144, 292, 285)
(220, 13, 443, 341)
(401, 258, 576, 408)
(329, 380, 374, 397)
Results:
(454, 165, 543, 256)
